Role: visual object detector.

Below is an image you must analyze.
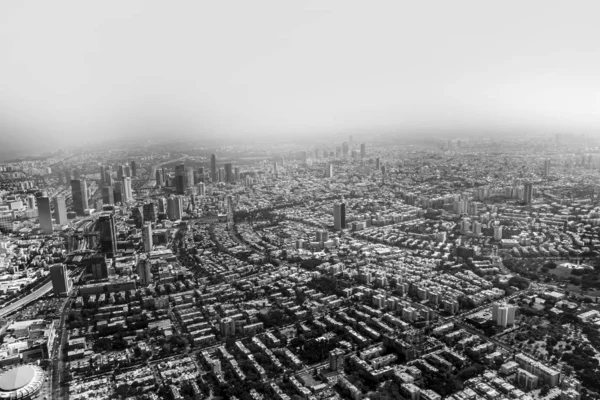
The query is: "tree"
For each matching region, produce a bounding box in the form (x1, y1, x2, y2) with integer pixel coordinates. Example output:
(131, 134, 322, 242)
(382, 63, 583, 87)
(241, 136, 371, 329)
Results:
(540, 384, 550, 396)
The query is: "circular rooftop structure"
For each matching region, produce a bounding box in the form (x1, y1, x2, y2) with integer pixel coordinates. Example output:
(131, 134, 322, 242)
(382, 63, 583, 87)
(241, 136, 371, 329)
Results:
(0, 365, 44, 399)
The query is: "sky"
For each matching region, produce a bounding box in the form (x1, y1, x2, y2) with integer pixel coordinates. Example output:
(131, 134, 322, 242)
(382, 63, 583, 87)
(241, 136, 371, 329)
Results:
(1, 0, 599, 154)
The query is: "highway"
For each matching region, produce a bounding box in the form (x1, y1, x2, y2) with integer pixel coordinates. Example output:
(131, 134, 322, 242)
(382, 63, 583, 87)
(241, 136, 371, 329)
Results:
(0, 280, 53, 318)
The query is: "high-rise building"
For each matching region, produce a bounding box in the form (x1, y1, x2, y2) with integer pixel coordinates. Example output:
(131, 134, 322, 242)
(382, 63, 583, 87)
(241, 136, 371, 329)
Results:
(186, 167, 194, 189)
(330, 349, 345, 371)
(360, 143, 366, 158)
(124, 165, 131, 178)
(100, 165, 105, 185)
(167, 196, 183, 220)
(342, 142, 349, 158)
(198, 182, 206, 197)
(325, 164, 333, 178)
(65, 170, 72, 184)
(493, 302, 516, 327)
(137, 255, 152, 285)
(375, 158, 380, 171)
(224, 163, 233, 183)
(218, 167, 224, 183)
(523, 182, 533, 204)
(195, 167, 205, 184)
(71, 179, 89, 215)
(143, 222, 153, 252)
(334, 202, 346, 230)
(105, 169, 113, 186)
(98, 212, 118, 257)
(102, 186, 114, 205)
(37, 196, 53, 234)
(143, 202, 157, 222)
(155, 169, 163, 187)
(175, 164, 186, 194)
(53, 196, 68, 225)
(211, 154, 217, 182)
(50, 264, 69, 296)
(493, 225, 503, 241)
(219, 317, 236, 337)
(543, 159, 550, 177)
(117, 165, 124, 180)
(157, 197, 167, 214)
(130, 161, 137, 177)
(113, 184, 122, 204)
(234, 166, 240, 181)
(121, 177, 133, 203)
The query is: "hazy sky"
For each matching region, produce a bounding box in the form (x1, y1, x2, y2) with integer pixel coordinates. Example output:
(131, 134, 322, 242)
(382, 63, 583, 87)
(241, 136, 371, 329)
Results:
(1, 0, 599, 152)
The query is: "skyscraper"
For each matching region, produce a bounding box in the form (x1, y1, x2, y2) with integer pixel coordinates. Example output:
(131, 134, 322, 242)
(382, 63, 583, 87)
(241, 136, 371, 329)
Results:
(155, 169, 163, 187)
(100, 165, 105, 185)
(37, 196, 53, 234)
(102, 186, 114, 205)
(211, 154, 217, 182)
(53, 196, 68, 225)
(342, 142, 349, 158)
(143, 222, 153, 252)
(143, 202, 157, 222)
(198, 182, 206, 196)
(234, 166, 240, 181)
(167, 196, 183, 220)
(376, 158, 380, 171)
(175, 164, 186, 194)
(137, 255, 152, 285)
(360, 143, 366, 158)
(544, 159, 550, 177)
(71, 179, 89, 215)
(334, 202, 346, 230)
(186, 167, 194, 189)
(325, 164, 333, 178)
(196, 167, 205, 184)
(117, 165, 124, 180)
(98, 212, 117, 257)
(50, 264, 69, 296)
(523, 182, 533, 204)
(130, 161, 137, 177)
(121, 177, 133, 203)
(224, 163, 233, 183)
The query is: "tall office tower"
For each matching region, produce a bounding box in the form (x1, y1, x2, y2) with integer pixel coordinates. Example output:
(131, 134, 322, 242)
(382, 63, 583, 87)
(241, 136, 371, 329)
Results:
(102, 186, 114, 205)
(544, 159, 550, 177)
(334, 202, 346, 230)
(100, 165, 105, 185)
(117, 165, 124, 180)
(302, 151, 308, 163)
(342, 142, 349, 158)
(198, 182, 206, 197)
(323, 150, 328, 158)
(161, 167, 167, 183)
(360, 143, 366, 158)
(98, 212, 118, 257)
(65, 170, 72, 184)
(375, 158, 380, 171)
(234, 166, 240, 181)
(124, 165, 131, 178)
(130, 161, 137, 177)
(224, 163, 233, 183)
(50, 264, 69, 296)
(211, 154, 217, 182)
(105, 169, 113, 186)
(53, 196, 68, 224)
(157, 197, 167, 213)
(137, 255, 152, 285)
(167, 196, 183, 220)
(197, 167, 205, 183)
(280, 155, 285, 166)
(143, 202, 157, 222)
(523, 182, 533, 204)
(143, 222, 153, 252)
(175, 164, 186, 194)
(122, 177, 133, 203)
(155, 169, 163, 187)
(37, 196, 53, 234)
(325, 164, 333, 178)
(113, 184, 122, 204)
(351, 150, 358, 161)
(273, 161, 278, 177)
(335, 147, 341, 158)
(218, 168, 224, 182)
(186, 167, 194, 189)
(71, 179, 89, 215)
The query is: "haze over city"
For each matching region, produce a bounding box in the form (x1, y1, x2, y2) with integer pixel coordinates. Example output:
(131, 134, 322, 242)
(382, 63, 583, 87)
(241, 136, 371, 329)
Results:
(2, 0, 600, 159)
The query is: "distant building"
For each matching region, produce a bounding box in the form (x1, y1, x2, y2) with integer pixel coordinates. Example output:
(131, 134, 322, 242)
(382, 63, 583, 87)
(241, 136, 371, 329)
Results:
(102, 186, 114, 205)
(224, 163, 233, 183)
(175, 164, 186, 194)
(211, 154, 217, 182)
(70, 179, 89, 215)
(167, 196, 183, 220)
(50, 264, 69, 296)
(130, 161, 137, 177)
(143, 202, 157, 223)
(325, 164, 333, 178)
(137, 255, 152, 285)
(37, 197, 53, 234)
(360, 143, 366, 158)
(143, 222, 153, 253)
(334, 202, 346, 230)
(98, 212, 117, 258)
(493, 225, 503, 241)
(523, 182, 533, 204)
(53, 196, 68, 225)
(492, 302, 516, 327)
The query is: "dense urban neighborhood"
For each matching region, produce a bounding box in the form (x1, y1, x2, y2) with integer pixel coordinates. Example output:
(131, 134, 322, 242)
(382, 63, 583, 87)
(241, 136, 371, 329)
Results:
(0, 135, 599, 399)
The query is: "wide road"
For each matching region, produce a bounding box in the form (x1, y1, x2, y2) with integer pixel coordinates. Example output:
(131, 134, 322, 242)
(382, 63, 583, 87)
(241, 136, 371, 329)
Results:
(0, 281, 53, 318)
